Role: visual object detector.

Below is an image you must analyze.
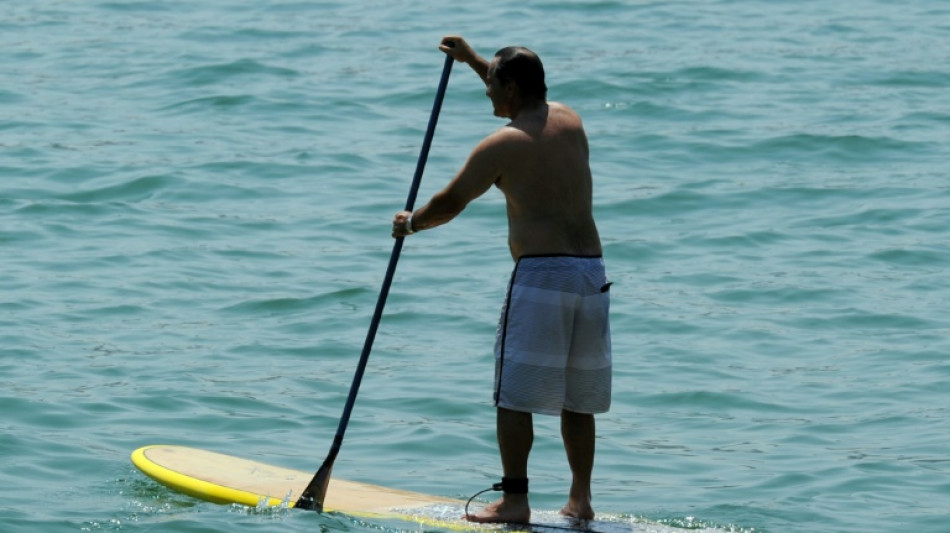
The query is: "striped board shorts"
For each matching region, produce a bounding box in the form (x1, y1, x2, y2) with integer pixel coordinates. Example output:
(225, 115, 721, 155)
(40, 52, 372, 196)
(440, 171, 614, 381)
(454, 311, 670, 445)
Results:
(493, 255, 612, 416)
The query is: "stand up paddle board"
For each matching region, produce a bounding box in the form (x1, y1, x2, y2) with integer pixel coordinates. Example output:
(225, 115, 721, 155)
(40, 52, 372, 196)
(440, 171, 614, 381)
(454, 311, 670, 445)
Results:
(131, 445, 725, 533)
(132, 445, 462, 513)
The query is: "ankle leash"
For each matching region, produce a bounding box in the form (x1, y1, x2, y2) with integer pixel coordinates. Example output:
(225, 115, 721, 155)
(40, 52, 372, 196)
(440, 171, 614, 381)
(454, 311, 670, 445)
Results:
(464, 477, 529, 517)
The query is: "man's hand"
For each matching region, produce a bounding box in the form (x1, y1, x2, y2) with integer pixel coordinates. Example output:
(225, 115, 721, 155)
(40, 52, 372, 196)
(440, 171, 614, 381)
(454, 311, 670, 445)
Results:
(439, 35, 476, 64)
(392, 210, 413, 238)
(440, 35, 489, 85)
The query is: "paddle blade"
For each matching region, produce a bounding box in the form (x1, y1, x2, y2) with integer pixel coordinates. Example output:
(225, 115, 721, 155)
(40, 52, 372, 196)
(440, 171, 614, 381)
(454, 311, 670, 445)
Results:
(295, 460, 333, 511)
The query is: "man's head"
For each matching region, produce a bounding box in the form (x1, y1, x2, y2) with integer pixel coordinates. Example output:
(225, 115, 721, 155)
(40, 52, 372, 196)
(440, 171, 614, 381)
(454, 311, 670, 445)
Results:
(486, 46, 547, 118)
(492, 46, 547, 101)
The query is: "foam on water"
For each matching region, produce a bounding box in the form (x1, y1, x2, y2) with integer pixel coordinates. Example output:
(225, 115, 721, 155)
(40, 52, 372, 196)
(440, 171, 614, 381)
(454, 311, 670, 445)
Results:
(389, 504, 753, 533)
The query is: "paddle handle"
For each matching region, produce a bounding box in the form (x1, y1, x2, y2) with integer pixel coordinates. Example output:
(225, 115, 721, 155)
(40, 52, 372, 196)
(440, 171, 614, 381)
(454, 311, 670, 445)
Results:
(296, 50, 454, 511)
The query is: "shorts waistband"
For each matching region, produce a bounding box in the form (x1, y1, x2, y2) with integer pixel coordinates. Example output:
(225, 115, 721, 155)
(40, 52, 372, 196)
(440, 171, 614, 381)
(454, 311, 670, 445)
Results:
(513, 255, 606, 276)
(516, 253, 603, 262)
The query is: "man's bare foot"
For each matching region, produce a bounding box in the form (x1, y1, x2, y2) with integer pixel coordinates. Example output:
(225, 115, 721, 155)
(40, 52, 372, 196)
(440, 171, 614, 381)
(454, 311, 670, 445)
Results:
(560, 499, 594, 521)
(465, 495, 531, 524)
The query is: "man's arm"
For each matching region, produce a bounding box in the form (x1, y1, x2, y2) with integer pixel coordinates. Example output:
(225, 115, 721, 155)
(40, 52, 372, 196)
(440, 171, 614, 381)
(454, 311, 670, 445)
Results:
(392, 131, 509, 237)
(439, 36, 489, 85)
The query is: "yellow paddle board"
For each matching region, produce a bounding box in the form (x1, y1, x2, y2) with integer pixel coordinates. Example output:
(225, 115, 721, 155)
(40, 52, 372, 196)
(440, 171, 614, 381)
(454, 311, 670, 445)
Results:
(131, 445, 725, 533)
(131, 445, 456, 514)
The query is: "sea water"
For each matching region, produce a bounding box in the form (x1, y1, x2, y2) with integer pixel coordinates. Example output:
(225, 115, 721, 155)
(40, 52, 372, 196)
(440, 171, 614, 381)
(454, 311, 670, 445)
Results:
(1, 1, 948, 532)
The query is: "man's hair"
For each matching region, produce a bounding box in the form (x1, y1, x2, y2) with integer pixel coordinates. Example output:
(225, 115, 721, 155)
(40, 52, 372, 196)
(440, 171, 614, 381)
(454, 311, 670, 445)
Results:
(493, 46, 547, 101)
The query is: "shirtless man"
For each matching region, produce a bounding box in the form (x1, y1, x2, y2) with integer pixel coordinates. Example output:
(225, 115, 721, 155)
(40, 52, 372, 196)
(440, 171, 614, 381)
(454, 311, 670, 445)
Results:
(392, 36, 612, 524)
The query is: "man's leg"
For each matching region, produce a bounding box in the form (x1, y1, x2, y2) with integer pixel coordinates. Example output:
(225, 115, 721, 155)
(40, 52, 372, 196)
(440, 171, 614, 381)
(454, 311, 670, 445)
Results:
(466, 407, 533, 524)
(561, 409, 595, 520)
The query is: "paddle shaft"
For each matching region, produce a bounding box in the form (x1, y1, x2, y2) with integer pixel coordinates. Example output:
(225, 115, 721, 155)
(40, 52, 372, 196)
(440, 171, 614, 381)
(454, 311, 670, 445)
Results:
(296, 51, 454, 511)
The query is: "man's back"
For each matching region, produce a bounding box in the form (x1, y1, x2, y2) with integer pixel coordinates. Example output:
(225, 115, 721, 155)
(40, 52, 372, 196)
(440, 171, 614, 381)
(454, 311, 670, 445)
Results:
(493, 102, 603, 259)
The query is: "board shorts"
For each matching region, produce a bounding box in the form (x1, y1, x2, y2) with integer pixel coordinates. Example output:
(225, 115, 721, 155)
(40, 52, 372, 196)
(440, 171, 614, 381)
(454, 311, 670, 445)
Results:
(493, 255, 612, 416)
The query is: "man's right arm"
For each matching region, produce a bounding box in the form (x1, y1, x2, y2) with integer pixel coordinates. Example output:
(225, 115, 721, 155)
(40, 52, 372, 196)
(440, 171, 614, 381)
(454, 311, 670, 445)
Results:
(391, 129, 510, 238)
(439, 36, 489, 85)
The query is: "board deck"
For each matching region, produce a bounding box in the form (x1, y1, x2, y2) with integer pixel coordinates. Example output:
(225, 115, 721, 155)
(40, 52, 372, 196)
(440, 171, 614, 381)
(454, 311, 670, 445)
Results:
(131, 445, 455, 515)
(131, 445, 724, 533)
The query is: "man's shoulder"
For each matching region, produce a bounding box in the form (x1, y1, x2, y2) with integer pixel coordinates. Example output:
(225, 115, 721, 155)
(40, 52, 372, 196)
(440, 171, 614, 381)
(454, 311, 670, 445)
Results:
(548, 101, 582, 123)
(463, 127, 525, 172)
(477, 125, 531, 150)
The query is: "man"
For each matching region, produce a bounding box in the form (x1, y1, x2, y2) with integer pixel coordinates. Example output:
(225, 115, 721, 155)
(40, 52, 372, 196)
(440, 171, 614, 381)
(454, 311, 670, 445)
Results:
(392, 36, 612, 524)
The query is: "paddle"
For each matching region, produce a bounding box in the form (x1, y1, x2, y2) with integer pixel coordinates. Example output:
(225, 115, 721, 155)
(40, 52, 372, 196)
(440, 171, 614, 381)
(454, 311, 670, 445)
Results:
(295, 47, 454, 512)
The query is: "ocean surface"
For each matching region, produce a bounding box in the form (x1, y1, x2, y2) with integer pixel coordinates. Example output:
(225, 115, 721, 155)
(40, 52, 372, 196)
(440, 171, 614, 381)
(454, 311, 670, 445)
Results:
(2, 1, 948, 532)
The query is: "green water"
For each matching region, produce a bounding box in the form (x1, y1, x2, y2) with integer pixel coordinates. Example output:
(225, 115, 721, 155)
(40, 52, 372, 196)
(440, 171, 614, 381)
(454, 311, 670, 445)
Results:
(2, 1, 948, 532)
